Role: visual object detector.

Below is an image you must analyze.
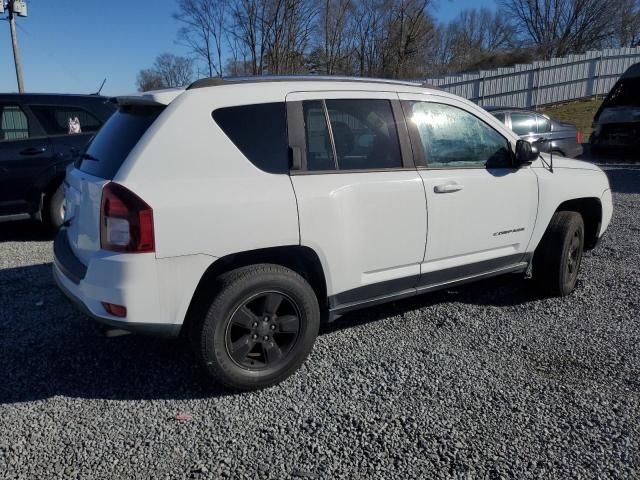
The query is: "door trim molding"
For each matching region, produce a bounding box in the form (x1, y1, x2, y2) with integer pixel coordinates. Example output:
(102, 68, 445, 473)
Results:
(328, 254, 531, 319)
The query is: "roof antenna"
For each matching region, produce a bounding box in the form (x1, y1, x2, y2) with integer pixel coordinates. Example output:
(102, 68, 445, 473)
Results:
(94, 78, 107, 96)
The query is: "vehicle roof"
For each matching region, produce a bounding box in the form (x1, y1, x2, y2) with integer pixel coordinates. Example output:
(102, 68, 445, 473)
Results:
(119, 76, 445, 107)
(0, 93, 109, 103)
(187, 75, 433, 90)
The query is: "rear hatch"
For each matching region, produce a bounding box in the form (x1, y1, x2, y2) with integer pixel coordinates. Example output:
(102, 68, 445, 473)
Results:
(64, 97, 167, 264)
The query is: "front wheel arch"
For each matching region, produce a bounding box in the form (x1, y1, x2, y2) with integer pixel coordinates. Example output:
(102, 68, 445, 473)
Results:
(554, 198, 602, 250)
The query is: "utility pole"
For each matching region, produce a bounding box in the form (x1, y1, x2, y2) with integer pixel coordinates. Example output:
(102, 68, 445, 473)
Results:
(4, 0, 27, 93)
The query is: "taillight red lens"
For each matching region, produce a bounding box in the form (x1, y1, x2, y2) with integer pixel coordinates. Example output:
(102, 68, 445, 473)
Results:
(577, 130, 582, 144)
(102, 302, 127, 317)
(100, 182, 155, 253)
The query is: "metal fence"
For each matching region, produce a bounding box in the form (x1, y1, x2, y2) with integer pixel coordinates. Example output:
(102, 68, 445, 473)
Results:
(423, 47, 640, 108)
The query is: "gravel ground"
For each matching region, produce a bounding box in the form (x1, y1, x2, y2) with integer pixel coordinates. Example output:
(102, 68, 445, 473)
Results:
(1, 166, 639, 480)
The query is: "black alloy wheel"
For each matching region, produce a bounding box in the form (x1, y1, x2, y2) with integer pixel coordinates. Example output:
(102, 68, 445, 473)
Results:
(225, 291, 301, 371)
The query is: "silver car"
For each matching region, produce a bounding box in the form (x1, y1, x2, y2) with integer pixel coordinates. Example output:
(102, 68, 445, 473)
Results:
(485, 107, 583, 158)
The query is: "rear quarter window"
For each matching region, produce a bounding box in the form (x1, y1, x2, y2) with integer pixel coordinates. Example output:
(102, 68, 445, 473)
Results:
(78, 106, 162, 179)
(212, 102, 289, 174)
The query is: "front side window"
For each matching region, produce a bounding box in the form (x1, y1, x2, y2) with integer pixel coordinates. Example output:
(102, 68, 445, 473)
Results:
(213, 102, 289, 174)
(30, 105, 102, 136)
(0, 105, 29, 142)
(407, 101, 511, 169)
(510, 112, 537, 136)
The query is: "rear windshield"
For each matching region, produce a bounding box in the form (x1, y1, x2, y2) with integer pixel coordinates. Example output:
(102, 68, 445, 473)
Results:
(78, 106, 163, 178)
(603, 78, 640, 107)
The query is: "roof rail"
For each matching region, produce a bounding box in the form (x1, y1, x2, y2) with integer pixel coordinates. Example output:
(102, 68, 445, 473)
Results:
(186, 75, 436, 90)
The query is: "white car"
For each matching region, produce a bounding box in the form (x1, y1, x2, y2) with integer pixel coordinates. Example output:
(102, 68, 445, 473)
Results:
(53, 77, 613, 390)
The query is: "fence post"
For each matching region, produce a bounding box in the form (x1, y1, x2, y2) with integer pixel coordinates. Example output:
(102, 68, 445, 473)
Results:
(594, 52, 603, 101)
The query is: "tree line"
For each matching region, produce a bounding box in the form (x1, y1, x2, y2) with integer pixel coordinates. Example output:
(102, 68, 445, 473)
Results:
(137, 0, 640, 91)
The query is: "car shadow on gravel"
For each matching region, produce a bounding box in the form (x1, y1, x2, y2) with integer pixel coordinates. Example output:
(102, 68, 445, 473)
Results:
(0, 221, 54, 243)
(0, 263, 231, 404)
(322, 274, 540, 335)
(603, 167, 640, 194)
(1, 262, 544, 404)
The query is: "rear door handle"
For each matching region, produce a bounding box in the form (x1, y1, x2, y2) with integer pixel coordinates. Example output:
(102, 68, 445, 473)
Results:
(434, 183, 463, 193)
(19, 147, 47, 156)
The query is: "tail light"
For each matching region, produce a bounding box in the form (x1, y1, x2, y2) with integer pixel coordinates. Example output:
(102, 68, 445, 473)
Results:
(100, 182, 154, 253)
(102, 302, 127, 317)
(577, 130, 582, 144)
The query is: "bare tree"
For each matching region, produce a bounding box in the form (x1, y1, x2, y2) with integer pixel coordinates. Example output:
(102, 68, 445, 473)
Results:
(438, 7, 518, 72)
(611, 0, 640, 47)
(174, 0, 227, 77)
(316, 0, 354, 74)
(137, 69, 166, 92)
(136, 53, 194, 91)
(500, 0, 619, 57)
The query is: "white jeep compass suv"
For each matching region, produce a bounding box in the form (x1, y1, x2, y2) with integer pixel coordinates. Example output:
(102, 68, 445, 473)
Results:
(53, 77, 613, 390)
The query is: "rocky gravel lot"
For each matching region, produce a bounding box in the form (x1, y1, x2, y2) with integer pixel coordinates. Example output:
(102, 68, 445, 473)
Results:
(1, 166, 639, 479)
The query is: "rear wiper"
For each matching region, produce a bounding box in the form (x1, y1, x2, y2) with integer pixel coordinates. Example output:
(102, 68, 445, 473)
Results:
(80, 153, 100, 162)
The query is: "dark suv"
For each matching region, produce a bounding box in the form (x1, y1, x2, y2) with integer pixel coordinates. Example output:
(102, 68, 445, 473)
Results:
(0, 93, 115, 228)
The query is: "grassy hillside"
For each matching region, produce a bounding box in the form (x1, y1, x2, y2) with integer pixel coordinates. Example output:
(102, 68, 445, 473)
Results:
(540, 99, 603, 137)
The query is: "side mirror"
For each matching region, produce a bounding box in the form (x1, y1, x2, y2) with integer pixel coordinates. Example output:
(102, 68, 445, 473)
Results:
(515, 139, 539, 166)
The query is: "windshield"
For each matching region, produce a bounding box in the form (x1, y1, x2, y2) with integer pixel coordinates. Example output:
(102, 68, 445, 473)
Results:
(78, 106, 163, 179)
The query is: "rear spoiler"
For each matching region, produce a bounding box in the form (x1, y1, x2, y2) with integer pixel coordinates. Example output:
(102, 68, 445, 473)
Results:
(110, 88, 185, 108)
(109, 96, 165, 108)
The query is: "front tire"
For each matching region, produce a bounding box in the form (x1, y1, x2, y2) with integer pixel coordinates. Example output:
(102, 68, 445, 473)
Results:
(192, 264, 320, 390)
(532, 211, 584, 296)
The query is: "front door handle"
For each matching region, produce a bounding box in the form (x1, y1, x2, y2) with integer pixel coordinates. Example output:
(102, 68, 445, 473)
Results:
(19, 147, 47, 156)
(434, 183, 463, 193)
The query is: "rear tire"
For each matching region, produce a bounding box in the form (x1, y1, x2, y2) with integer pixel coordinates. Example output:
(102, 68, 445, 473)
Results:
(532, 211, 584, 296)
(45, 184, 65, 231)
(191, 264, 320, 391)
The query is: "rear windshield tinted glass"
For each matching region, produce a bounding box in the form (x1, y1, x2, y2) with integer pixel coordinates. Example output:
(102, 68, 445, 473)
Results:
(212, 102, 288, 174)
(78, 106, 162, 179)
(604, 78, 640, 107)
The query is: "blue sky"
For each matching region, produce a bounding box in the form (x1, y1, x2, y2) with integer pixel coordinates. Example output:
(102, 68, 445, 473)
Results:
(0, 0, 495, 96)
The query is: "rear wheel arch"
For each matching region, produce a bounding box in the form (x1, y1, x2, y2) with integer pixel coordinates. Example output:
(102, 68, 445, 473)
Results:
(41, 174, 66, 228)
(182, 245, 328, 335)
(553, 197, 602, 250)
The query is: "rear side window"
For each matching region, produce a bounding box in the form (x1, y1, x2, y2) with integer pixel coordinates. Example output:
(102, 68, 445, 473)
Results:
(303, 100, 336, 171)
(0, 105, 29, 141)
(492, 112, 506, 125)
(301, 99, 403, 171)
(30, 105, 102, 135)
(213, 103, 288, 174)
(326, 99, 402, 170)
(79, 106, 162, 179)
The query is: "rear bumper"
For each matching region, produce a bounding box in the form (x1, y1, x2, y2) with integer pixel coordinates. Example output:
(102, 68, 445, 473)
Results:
(52, 229, 181, 337)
